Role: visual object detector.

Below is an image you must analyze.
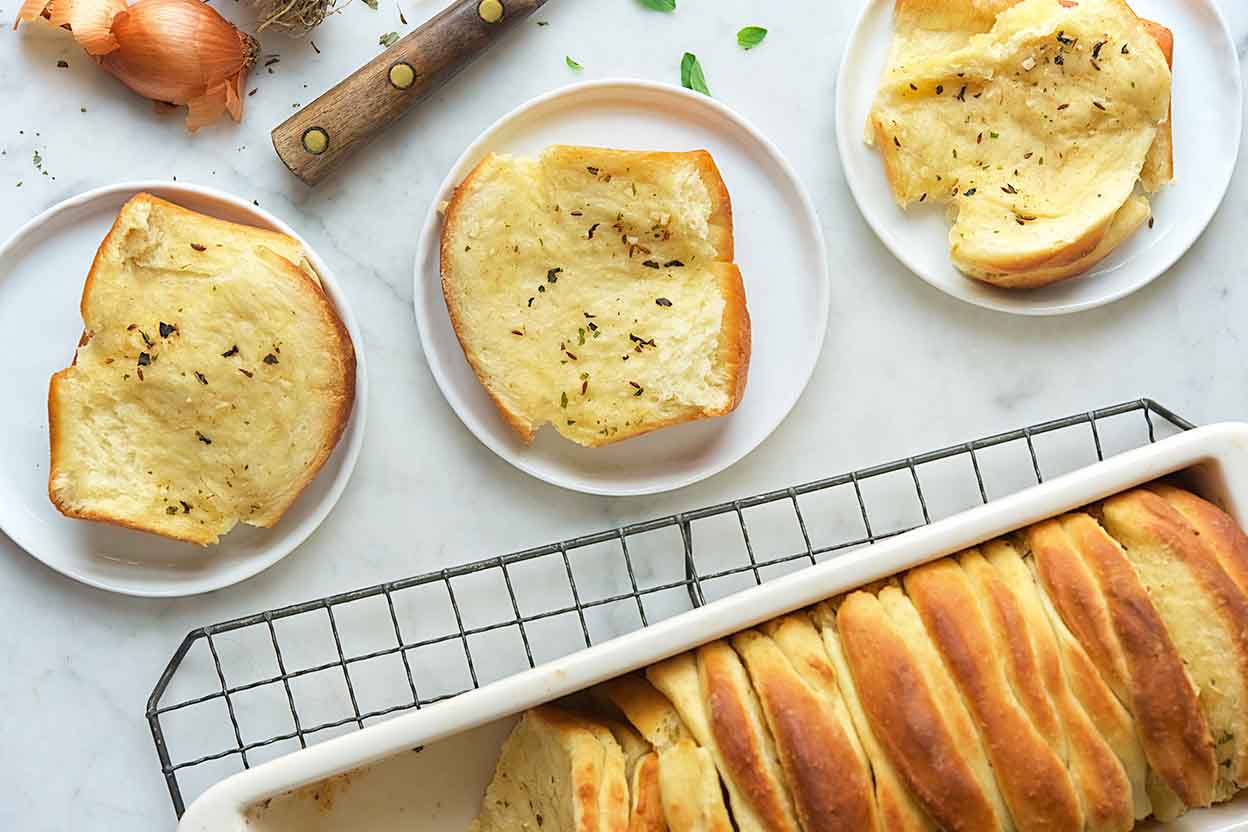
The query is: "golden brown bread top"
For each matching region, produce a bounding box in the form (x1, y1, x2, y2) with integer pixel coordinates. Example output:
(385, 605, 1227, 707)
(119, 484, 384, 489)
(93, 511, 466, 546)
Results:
(1050, 513, 1217, 809)
(1100, 490, 1248, 796)
(837, 588, 1009, 831)
(904, 558, 1084, 831)
(647, 648, 801, 832)
(812, 602, 938, 832)
(699, 642, 802, 832)
(975, 541, 1137, 831)
(734, 620, 881, 831)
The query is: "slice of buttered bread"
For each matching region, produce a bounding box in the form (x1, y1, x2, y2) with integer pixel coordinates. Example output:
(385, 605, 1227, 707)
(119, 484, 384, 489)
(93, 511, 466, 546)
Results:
(440, 146, 750, 447)
(48, 194, 356, 546)
(869, 0, 1173, 288)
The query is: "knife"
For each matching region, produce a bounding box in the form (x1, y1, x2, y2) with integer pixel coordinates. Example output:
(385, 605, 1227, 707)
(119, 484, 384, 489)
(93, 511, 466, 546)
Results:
(272, 0, 549, 186)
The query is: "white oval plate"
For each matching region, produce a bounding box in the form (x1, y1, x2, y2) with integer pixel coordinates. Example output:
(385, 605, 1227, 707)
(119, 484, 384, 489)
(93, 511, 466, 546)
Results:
(0, 182, 368, 597)
(837, 0, 1243, 316)
(414, 80, 830, 496)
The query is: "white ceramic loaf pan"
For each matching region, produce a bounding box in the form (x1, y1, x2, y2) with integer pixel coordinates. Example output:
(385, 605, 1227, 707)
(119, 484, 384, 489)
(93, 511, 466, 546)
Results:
(179, 423, 1248, 831)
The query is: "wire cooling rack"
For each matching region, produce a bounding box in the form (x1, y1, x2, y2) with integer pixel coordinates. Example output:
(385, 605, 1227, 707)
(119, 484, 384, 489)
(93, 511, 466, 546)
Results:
(147, 397, 1194, 816)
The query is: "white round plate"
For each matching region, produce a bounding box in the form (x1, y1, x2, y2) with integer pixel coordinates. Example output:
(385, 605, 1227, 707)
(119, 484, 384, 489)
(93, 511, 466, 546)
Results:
(414, 80, 830, 496)
(0, 182, 368, 597)
(837, 0, 1243, 315)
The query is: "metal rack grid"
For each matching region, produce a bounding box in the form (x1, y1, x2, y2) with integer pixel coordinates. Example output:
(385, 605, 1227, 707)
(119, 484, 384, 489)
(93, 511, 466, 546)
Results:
(147, 397, 1194, 816)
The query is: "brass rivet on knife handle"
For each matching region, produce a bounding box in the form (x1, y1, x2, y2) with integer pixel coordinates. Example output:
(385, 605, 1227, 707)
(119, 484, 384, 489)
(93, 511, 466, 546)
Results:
(271, 0, 548, 187)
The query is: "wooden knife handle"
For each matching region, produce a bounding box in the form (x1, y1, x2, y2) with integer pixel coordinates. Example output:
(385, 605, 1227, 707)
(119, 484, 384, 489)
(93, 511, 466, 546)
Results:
(272, 0, 548, 186)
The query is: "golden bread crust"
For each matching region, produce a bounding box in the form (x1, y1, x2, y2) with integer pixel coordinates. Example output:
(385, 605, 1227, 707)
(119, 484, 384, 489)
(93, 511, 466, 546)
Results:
(904, 558, 1084, 831)
(734, 621, 880, 832)
(837, 589, 1006, 832)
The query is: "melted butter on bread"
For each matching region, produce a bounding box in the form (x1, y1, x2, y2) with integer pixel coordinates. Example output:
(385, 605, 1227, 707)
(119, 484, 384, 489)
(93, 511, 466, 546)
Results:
(869, 0, 1172, 287)
(440, 146, 749, 448)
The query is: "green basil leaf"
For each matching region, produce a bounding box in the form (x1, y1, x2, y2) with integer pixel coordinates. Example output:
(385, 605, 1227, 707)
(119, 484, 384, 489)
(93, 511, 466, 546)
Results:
(638, 0, 676, 10)
(737, 26, 768, 50)
(681, 52, 710, 96)
(566, 56, 583, 71)
(378, 31, 399, 47)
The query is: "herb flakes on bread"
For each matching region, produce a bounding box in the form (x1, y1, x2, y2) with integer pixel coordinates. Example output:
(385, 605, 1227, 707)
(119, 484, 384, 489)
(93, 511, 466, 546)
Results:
(48, 193, 356, 546)
(868, 0, 1174, 288)
(440, 146, 750, 448)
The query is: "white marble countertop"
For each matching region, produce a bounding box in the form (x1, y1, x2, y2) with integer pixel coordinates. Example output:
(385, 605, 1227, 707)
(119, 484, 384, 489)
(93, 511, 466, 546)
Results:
(1, 0, 1245, 828)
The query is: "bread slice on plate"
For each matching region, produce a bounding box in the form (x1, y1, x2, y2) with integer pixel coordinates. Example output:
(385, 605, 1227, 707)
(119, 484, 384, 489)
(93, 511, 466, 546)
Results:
(440, 145, 750, 447)
(48, 193, 356, 546)
(868, 0, 1174, 288)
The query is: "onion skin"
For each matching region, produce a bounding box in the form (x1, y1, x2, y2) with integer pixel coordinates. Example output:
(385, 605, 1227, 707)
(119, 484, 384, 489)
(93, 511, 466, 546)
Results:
(14, 0, 257, 131)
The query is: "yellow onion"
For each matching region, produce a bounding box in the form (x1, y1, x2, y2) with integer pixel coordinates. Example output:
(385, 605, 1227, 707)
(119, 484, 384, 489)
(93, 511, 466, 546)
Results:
(15, 0, 257, 131)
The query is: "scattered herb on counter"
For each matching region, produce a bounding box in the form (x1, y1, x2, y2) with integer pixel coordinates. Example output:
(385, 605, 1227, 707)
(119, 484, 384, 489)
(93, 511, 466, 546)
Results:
(379, 32, 399, 48)
(737, 26, 767, 50)
(656, 297, 672, 307)
(681, 52, 710, 95)
(362, 0, 378, 8)
(32, 151, 42, 171)
(565, 56, 583, 71)
(159, 321, 177, 338)
(399, 7, 407, 24)
(195, 431, 212, 445)
(638, 0, 675, 11)
(311, 40, 321, 53)
(263, 353, 279, 365)
(222, 344, 240, 357)
(536, 20, 549, 26)
(1148, 217, 1155, 229)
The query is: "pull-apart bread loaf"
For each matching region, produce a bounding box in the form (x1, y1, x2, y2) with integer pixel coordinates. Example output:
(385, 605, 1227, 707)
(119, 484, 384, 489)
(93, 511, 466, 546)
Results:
(869, 0, 1173, 288)
(474, 484, 1248, 830)
(48, 194, 355, 545)
(440, 146, 749, 447)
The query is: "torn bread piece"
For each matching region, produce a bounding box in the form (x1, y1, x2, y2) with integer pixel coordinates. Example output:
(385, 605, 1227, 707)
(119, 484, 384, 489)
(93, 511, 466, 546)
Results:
(868, 0, 1173, 288)
(48, 193, 355, 545)
(440, 146, 749, 447)
(470, 706, 614, 832)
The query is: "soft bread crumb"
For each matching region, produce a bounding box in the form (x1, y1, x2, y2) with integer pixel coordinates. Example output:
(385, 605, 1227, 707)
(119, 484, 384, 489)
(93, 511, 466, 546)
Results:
(47, 194, 356, 546)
